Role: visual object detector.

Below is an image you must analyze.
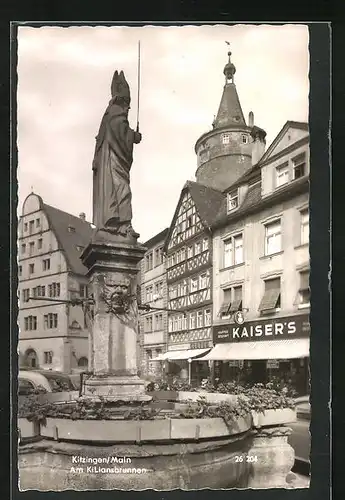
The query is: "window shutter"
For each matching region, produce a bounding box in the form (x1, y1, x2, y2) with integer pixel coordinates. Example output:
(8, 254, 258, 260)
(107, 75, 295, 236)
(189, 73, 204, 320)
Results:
(258, 288, 280, 311)
(265, 278, 280, 290)
(300, 271, 309, 290)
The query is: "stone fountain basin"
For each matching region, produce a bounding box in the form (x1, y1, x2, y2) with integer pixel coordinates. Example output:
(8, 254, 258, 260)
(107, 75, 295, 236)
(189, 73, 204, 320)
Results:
(18, 391, 297, 491)
(38, 415, 251, 442)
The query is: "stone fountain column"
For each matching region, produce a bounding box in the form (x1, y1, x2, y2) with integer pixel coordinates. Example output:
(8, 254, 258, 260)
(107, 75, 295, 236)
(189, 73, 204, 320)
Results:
(80, 230, 151, 402)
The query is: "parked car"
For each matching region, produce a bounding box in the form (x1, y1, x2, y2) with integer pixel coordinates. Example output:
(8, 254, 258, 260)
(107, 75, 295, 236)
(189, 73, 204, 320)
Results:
(18, 369, 76, 395)
(288, 395, 310, 472)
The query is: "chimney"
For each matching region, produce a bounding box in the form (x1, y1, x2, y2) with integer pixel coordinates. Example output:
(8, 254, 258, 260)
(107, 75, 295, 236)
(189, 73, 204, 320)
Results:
(250, 126, 267, 166)
(248, 111, 254, 128)
(79, 212, 86, 221)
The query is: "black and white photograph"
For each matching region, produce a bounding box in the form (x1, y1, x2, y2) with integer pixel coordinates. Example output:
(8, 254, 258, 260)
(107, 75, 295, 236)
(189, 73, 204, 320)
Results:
(16, 24, 312, 491)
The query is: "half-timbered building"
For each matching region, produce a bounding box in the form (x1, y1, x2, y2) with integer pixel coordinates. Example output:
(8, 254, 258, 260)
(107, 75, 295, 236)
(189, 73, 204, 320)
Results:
(162, 181, 224, 382)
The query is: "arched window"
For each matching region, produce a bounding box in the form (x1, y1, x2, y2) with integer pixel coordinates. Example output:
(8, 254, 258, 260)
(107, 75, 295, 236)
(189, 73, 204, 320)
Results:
(24, 349, 39, 368)
(78, 357, 88, 367)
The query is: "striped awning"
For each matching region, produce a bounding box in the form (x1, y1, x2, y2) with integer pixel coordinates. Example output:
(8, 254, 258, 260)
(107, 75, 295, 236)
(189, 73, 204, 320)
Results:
(151, 348, 211, 361)
(198, 338, 310, 361)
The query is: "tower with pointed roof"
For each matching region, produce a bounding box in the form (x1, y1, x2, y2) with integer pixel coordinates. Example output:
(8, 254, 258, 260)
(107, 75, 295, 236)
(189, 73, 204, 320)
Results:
(195, 49, 266, 191)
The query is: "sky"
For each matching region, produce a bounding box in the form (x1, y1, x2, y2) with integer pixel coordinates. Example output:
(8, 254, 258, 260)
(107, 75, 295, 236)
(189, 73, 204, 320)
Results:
(17, 24, 309, 242)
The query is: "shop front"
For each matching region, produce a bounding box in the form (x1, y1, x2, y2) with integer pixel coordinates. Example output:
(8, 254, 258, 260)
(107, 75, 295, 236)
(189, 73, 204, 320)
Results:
(152, 341, 211, 386)
(200, 314, 310, 396)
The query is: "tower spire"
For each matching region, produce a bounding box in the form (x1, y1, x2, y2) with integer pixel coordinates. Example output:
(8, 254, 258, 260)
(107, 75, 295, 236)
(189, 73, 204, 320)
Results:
(212, 45, 245, 128)
(224, 42, 236, 84)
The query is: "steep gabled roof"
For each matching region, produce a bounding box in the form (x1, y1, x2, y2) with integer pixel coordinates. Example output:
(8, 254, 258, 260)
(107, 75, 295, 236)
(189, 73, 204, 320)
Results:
(43, 204, 95, 276)
(259, 121, 309, 164)
(163, 181, 224, 252)
(187, 181, 225, 227)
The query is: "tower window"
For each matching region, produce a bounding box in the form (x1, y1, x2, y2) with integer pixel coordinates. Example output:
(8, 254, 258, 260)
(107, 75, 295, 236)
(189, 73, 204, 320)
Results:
(222, 133, 230, 145)
(242, 135, 248, 144)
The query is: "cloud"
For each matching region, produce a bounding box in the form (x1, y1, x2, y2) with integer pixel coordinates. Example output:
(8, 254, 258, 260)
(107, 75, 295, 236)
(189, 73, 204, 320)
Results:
(17, 25, 309, 242)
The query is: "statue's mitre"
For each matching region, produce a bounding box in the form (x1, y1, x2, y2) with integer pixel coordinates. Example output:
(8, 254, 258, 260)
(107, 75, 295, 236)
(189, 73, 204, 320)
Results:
(111, 70, 130, 101)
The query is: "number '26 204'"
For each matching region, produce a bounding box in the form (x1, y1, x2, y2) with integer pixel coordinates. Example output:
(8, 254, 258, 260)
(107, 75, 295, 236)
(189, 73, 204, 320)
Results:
(235, 455, 258, 463)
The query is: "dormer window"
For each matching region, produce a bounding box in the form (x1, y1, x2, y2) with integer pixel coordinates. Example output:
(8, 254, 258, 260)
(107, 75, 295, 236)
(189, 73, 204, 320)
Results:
(293, 153, 306, 179)
(227, 189, 239, 211)
(275, 162, 289, 188)
(222, 133, 230, 145)
(68, 225, 76, 233)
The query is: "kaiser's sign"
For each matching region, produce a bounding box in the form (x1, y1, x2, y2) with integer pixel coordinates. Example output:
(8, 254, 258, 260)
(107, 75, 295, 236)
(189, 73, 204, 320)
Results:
(213, 314, 310, 343)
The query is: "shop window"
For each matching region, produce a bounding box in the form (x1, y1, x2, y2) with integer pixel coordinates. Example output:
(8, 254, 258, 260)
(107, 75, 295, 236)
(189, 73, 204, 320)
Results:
(300, 209, 309, 245)
(227, 189, 239, 212)
(259, 278, 281, 313)
(293, 153, 306, 179)
(264, 219, 282, 255)
(296, 271, 310, 308)
(275, 162, 289, 188)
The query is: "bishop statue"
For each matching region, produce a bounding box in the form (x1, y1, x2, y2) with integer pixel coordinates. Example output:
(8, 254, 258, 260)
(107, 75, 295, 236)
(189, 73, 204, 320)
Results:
(92, 70, 142, 238)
